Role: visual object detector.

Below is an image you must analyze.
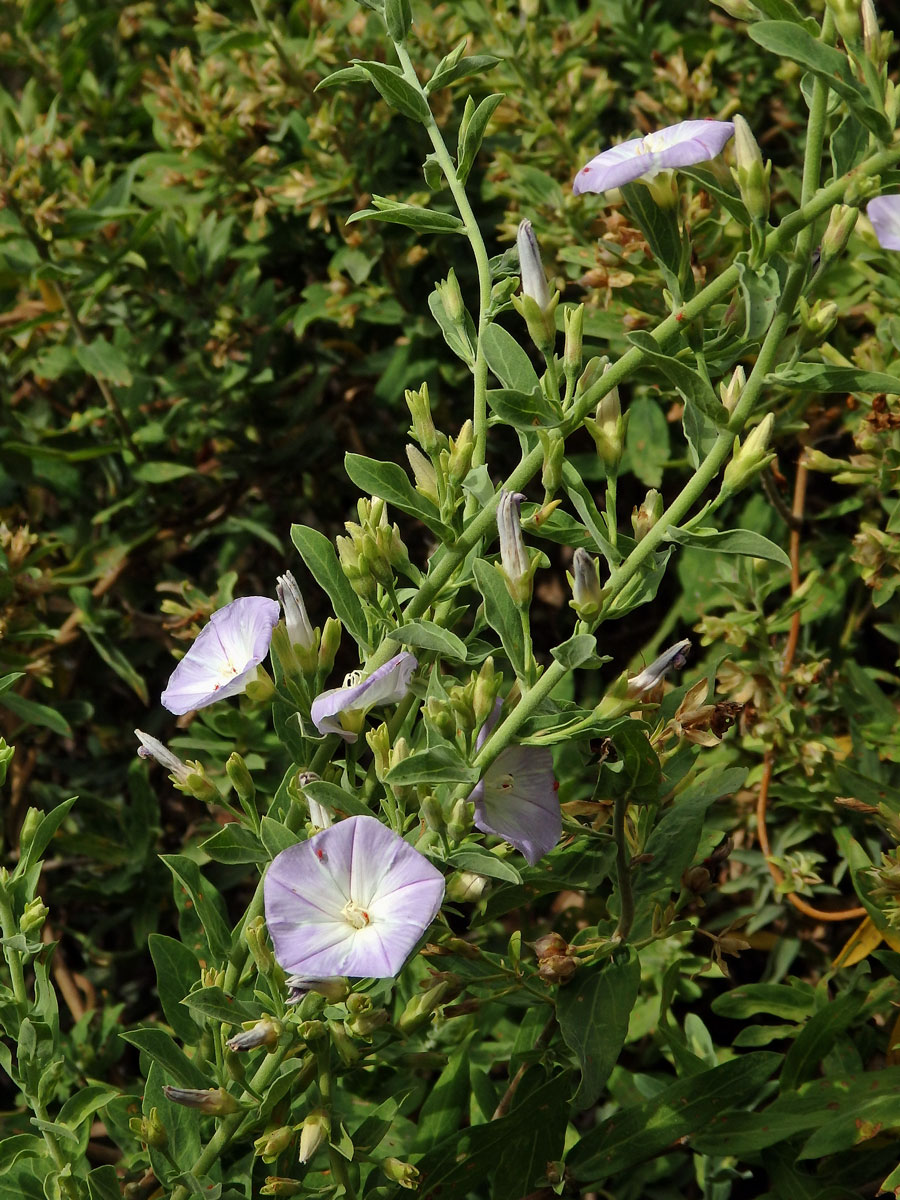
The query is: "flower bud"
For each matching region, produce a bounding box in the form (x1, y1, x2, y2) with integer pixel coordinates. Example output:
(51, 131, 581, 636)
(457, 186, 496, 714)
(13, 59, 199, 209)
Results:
(135, 730, 192, 786)
(584, 374, 625, 471)
(731, 114, 770, 225)
(540, 428, 565, 498)
(245, 666, 276, 703)
(516, 218, 551, 311)
(449, 681, 476, 731)
(260, 1179, 303, 1197)
(473, 657, 502, 728)
(20, 897, 49, 935)
(801, 298, 838, 341)
(826, 0, 861, 45)
(317, 617, 341, 675)
(531, 932, 568, 959)
(567, 548, 604, 620)
(346, 1006, 389, 1039)
(366, 722, 392, 782)
(720, 412, 776, 497)
(861, 0, 888, 69)
(245, 915, 275, 976)
(564, 303, 584, 381)
(276, 572, 315, 653)
(297, 1109, 330, 1164)
(446, 870, 490, 903)
(397, 978, 456, 1034)
(405, 382, 441, 454)
(628, 638, 691, 697)
(0, 739, 15, 789)
(496, 490, 535, 608)
(631, 489, 664, 542)
(129, 1107, 168, 1149)
(434, 268, 466, 325)
(226, 1016, 281, 1053)
(161, 1086, 241, 1116)
(254, 1126, 295, 1163)
(226, 753, 255, 808)
(381, 1158, 421, 1190)
(820, 204, 859, 268)
(406, 444, 440, 505)
(719, 366, 745, 414)
(575, 355, 606, 401)
(447, 419, 475, 484)
(328, 1018, 361, 1066)
(447, 798, 470, 843)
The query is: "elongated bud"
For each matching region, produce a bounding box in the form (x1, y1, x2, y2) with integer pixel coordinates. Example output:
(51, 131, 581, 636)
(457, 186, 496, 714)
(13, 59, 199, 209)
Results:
(226, 1016, 281, 1052)
(346, 1006, 389, 1038)
(245, 665, 275, 703)
(731, 114, 770, 225)
(0, 739, 15, 790)
(861, 0, 887, 69)
(802, 298, 838, 341)
(397, 978, 457, 1034)
(382, 1159, 421, 1190)
(719, 366, 745, 414)
(446, 870, 489, 902)
(447, 798, 469, 843)
(313, 620, 339, 680)
(260, 1180, 303, 1197)
(129, 1107, 168, 1149)
(407, 445, 440, 505)
(631, 489, 664, 542)
(434, 268, 465, 324)
(826, 0, 862, 44)
(564, 303, 584, 380)
(20, 897, 49, 934)
(575, 355, 606, 401)
(297, 1109, 330, 1164)
(135, 730, 192, 786)
(567, 548, 603, 619)
(820, 204, 859, 268)
(162, 1086, 241, 1116)
(721, 412, 776, 497)
(420, 793, 446, 833)
(276, 572, 315, 652)
(254, 1126, 295, 1163)
(226, 753, 255, 807)
(425, 695, 456, 739)
(405, 382, 443, 455)
(496, 490, 535, 608)
(516, 219, 551, 310)
(540, 428, 565, 498)
(628, 638, 691, 697)
(473, 657, 502, 727)
(245, 914, 275, 976)
(447, 419, 475, 484)
(584, 367, 625, 471)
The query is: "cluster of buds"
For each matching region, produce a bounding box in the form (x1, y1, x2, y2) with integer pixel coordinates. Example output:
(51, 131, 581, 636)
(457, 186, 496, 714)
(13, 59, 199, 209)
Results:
(404, 387, 475, 519)
(344, 991, 389, 1040)
(513, 219, 559, 356)
(336, 498, 415, 602)
(531, 932, 578, 985)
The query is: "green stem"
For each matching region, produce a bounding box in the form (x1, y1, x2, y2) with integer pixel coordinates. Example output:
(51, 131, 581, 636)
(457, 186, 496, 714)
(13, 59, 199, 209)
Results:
(316, 1042, 356, 1198)
(0, 890, 29, 1015)
(612, 793, 635, 943)
(605, 475, 618, 550)
(392, 41, 493, 473)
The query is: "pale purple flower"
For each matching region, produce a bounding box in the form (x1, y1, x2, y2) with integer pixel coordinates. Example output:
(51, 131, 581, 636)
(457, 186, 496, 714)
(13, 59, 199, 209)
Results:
(470, 701, 560, 866)
(573, 120, 735, 196)
(517, 219, 551, 310)
(276, 571, 315, 650)
(160, 597, 279, 715)
(264, 815, 445, 979)
(310, 651, 416, 743)
(134, 729, 191, 783)
(867, 196, 900, 251)
(628, 638, 691, 696)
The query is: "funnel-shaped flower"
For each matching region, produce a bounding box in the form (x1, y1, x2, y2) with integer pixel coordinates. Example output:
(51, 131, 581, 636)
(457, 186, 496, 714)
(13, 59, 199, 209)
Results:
(867, 196, 900, 251)
(628, 638, 691, 696)
(470, 701, 560, 866)
(310, 652, 417, 743)
(573, 120, 735, 196)
(160, 597, 280, 715)
(264, 815, 445, 979)
(135, 729, 191, 783)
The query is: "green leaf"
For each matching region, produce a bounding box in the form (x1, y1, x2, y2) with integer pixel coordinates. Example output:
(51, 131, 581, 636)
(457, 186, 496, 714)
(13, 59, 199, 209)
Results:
(621, 183, 685, 280)
(352, 60, 430, 122)
(550, 633, 597, 670)
(120, 1028, 211, 1089)
(664, 526, 791, 567)
(735, 258, 781, 340)
(149, 934, 202, 1044)
(300, 779, 372, 819)
(57, 1085, 119, 1131)
(628, 331, 725, 424)
(768, 363, 900, 393)
(567, 1052, 782, 1182)
(0, 689, 72, 737)
(749, 22, 890, 140)
(346, 196, 464, 234)
(132, 461, 196, 484)
(18, 797, 77, 874)
(472, 558, 525, 677)
(314, 65, 370, 90)
(73, 338, 133, 386)
(0, 1135, 44, 1171)
(426, 50, 499, 93)
(799, 1090, 900, 1159)
(384, 745, 479, 786)
(412, 1036, 473, 1152)
(290, 523, 368, 647)
(447, 848, 522, 884)
(623, 395, 670, 489)
(344, 452, 449, 535)
(86, 1165, 122, 1200)
(428, 284, 476, 366)
(753, 0, 818, 29)
(711, 982, 817, 1021)
(259, 815, 302, 858)
(558, 948, 640, 1108)
(200, 824, 267, 865)
(481, 323, 541, 394)
(780, 990, 861, 1091)
(159, 855, 232, 963)
(389, 619, 468, 661)
(457, 94, 504, 184)
(562, 463, 620, 564)
(180, 985, 258, 1027)
(486, 387, 562, 429)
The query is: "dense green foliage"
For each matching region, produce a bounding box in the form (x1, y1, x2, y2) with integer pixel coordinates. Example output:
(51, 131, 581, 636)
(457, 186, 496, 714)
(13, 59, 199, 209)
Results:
(3, 0, 900, 1198)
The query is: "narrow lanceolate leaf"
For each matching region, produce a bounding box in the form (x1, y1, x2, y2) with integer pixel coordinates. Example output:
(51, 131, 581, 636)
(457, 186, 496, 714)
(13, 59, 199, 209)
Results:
(426, 52, 499, 93)
(481, 323, 541, 394)
(558, 948, 640, 1108)
(352, 60, 431, 122)
(290, 523, 368, 647)
(663, 526, 791, 567)
(346, 197, 464, 234)
(457, 94, 504, 183)
(344, 452, 450, 535)
(472, 557, 526, 677)
(384, 744, 479, 786)
(389, 619, 468, 661)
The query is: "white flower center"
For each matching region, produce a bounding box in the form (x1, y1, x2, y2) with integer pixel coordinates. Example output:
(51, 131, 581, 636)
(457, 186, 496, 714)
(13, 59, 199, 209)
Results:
(342, 899, 371, 930)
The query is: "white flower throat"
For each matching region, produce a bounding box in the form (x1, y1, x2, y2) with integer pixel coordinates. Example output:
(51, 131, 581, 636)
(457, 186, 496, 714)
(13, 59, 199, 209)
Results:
(342, 899, 371, 930)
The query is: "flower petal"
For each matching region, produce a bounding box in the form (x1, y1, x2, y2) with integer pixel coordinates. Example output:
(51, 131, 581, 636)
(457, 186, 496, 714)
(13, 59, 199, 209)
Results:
(310, 652, 417, 742)
(572, 136, 650, 196)
(573, 121, 734, 196)
(868, 196, 900, 251)
(161, 597, 279, 715)
(473, 745, 560, 866)
(264, 815, 444, 979)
